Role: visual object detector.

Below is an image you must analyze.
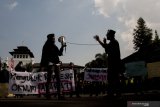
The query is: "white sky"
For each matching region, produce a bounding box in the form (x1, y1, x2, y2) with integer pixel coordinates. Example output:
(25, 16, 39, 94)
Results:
(0, 0, 160, 66)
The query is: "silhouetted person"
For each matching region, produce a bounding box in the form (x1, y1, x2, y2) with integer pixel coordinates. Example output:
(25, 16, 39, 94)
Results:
(15, 62, 25, 97)
(0, 63, 9, 83)
(94, 29, 122, 98)
(0, 63, 9, 98)
(133, 76, 144, 95)
(69, 62, 80, 98)
(40, 34, 65, 100)
(15, 61, 26, 72)
(89, 81, 100, 97)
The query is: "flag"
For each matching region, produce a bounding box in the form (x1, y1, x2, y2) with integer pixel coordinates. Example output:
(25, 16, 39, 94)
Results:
(9, 58, 14, 71)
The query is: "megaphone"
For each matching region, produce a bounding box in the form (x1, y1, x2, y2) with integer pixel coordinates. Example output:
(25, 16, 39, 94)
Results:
(58, 36, 66, 45)
(58, 36, 66, 52)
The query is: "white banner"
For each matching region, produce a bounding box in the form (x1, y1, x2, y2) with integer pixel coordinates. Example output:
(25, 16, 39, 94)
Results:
(84, 68, 107, 82)
(9, 70, 75, 94)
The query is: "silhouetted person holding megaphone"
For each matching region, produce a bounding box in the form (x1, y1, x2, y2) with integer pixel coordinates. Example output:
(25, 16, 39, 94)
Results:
(40, 34, 66, 100)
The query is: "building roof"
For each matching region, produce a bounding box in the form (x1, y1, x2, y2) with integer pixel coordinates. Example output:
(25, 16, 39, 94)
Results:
(122, 44, 160, 63)
(9, 46, 34, 58)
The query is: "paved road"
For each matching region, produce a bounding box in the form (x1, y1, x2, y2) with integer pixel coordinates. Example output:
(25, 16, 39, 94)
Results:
(0, 96, 124, 107)
(1, 93, 160, 107)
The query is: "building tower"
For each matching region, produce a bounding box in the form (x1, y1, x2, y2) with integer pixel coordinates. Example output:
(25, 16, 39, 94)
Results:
(9, 46, 34, 68)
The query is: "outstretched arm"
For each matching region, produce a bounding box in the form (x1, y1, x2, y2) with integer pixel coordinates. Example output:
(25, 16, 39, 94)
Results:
(94, 35, 106, 48)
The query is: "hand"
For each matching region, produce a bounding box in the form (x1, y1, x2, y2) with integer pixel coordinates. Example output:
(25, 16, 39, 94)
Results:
(62, 43, 67, 47)
(103, 38, 107, 44)
(94, 35, 100, 41)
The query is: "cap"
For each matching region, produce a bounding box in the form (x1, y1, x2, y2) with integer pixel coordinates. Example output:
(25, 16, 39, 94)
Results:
(107, 29, 116, 35)
(47, 34, 55, 39)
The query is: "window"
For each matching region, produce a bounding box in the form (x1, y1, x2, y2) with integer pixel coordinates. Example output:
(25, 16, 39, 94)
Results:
(17, 55, 19, 58)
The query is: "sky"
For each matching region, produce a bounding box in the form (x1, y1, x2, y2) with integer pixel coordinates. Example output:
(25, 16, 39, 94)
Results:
(0, 0, 160, 66)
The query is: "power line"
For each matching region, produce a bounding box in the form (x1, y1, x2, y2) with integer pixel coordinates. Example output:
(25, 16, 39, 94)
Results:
(66, 42, 99, 46)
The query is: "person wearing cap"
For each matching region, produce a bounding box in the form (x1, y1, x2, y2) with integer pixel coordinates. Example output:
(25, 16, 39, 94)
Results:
(40, 33, 65, 100)
(94, 29, 122, 98)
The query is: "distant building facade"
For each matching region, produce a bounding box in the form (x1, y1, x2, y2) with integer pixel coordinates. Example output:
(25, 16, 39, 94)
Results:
(9, 46, 34, 68)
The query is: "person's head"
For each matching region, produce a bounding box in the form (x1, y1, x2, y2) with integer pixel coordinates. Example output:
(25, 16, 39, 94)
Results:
(19, 61, 23, 66)
(47, 33, 55, 43)
(2, 63, 7, 69)
(69, 62, 74, 69)
(106, 29, 116, 40)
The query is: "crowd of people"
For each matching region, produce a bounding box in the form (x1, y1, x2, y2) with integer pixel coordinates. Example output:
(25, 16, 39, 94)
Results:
(0, 61, 159, 99)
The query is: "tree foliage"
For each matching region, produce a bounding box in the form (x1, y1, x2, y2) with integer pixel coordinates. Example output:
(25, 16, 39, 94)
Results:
(85, 53, 108, 68)
(133, 17, 153, 51)
(153, 30, 160, 45)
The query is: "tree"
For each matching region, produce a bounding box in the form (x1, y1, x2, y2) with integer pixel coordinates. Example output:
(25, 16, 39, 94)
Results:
(95, 53, 108, 67)
(85, 53, 108, 68)
(153, 30, 160, 45)
(133, 17, 153, 51)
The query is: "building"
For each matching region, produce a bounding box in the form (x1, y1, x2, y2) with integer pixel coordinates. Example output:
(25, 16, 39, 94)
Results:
(122, 43, 160, 63)
(9, 46, 34, 68)
(122, 44, 160, 78)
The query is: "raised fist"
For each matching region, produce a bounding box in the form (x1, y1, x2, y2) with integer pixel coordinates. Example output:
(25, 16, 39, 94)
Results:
(94, 35, 100, 41)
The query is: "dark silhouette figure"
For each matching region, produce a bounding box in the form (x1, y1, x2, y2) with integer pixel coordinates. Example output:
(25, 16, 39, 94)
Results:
(14, 61, 25, 98)
(94, 29, 122, 97)
(0, 63, 9, 83)
(133, 76, 144, 95)
(0, 63, 9, 98)
(89, 81, 100, 97)
(40, 34, 65, 100)
(69, 62, 81, 98)
(15, 61, 26, 72)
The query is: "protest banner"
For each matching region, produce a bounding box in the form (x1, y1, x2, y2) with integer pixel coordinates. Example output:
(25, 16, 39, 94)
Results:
(84, 68, 107, 82)
(38, 69, 75, 94)
(9, 69, 75, 94)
